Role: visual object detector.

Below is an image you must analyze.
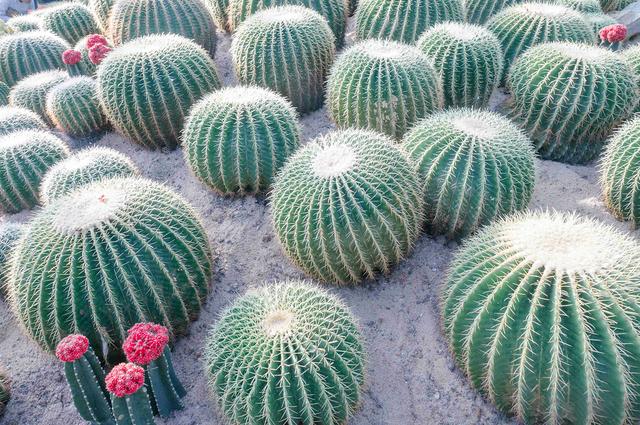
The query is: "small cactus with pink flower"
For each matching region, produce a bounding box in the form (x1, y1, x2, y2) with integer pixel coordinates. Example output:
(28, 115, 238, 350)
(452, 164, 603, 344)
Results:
(599, 23, 627, 50)
(65, 34, 113, 77)
(106, 363, 155, 425)
(62, 49, 83, 76)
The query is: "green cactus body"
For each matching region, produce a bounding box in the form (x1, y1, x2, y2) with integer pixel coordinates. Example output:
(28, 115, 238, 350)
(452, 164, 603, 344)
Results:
(202, 0, 230, 32)
(487, 3, 594, 84)
(40, 147, 138, 204)
(0, 31, 70, 87)
(145, 347, 186, 418)
(355, 0, 463, 43)
(584, 12, 616, 33)
(9, 71, 69, 125)
(0, 130, 69, 213)
(463, 0, 519, 24)
(508, 42, 637, 164)
(8, 177, 213, 356)
(0, 82, 9, 106)
(555, 0, 603, 12)
(0, 106, 47, 135)
(271, 129, 423, 283)
(109, 0, 217, 57)
(205, 281, 366, 424)
(231, 6, 335, 115)
(46, 76, 108, 137)
(417, 23, 502, 108)
(622, 44, 640, 111)
(326, 39, 442, 139)
(89, 0, 115, 31)
(403, 109, 535, 239)
(600, 0, 633, 11)
(97, 34, 221, 150)
(183, 86, 301, 195)
(0, 369, 8, 416)
(111, 389, 155, 425)
(443, 211, 640, 425)
(70, 35, 109, 77)
(0, 223, 25, 297)
(39, 3, 100, 45)
(6, 15, 42, 32)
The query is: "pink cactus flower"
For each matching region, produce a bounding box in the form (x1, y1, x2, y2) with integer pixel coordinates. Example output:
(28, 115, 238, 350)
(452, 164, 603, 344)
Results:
(88, 44, 112, 65)
(55, 334, 89, 362)
(105, 363, 145, 398)
(86, 34, 109, 50)
(62, 49, 82, 66)
(600, 24, 627, 43)
(123, 323, 169, 365)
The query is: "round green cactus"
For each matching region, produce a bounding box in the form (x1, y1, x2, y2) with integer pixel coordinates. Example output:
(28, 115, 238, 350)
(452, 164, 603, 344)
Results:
(271, 128, 423, 284)
(232, 6, 335, 114)
(97, 34, 221, 150)
(9, 70, 69, 125)
(0, 83, 9, 106)
(417, 23, 503, 108)
(109, 0, 217, 56)
(0, 223, 25, 297)
(622, 44, 640, 110)
(508, 42, 637, 164)
(487, 3, 594, 83)
(600, 0, 633, 11)
(443, 210, 640, 425)
(0, 368, 8, 416)
(0, 106, 47, 135)
(205, 280, 365, 425)
(463, 0, 518, 24)
(88, 0, 115, 31)
(555, 0, 603, 13)
(404, 109, 535, 239)
(39, 3, 100, 45)
(0, 31, 70, 87)
(6, 15, 42, 32)
(45, 76, 108, 137)
(355, 0, 463, 43)
(8, 177, 213, 357)
(0, 130, 69, 213)
(584, 12, 616, 33)
(183, 86, 301, 195)
(326, 39, 442, 139)
(40, 147, 138, 204)
(202, 0, 230, 32)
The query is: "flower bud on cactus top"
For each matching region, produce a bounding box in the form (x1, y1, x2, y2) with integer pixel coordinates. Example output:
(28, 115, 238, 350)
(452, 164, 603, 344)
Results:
(106, 363, 145, 398)
(55, 334, 89, 362)
(62, 49, 82, 65)
(600, 23, 627, 42)
(88, 44, 111, 65)
(123, 323, 169, 365)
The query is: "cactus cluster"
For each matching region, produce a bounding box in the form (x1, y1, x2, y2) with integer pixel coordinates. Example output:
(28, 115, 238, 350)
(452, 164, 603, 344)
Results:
(404, 109, 536, 239)
(443, 211, 640, 424)
(0, 106, 46, 135)
(231, 6, 335, 114)
(39, 3, 100, 45)
(205, 281, 365, 424)
(6, 15, 42, 32)
(417, 23, 502, 108)
(0, 368, 8, 416)
(97, 34, 221, 150)
(0, 223, 25, 297)
(327, 39, 442, 139)
(271, 129, 423, 283)
(183, 86, 301, 195)
(9, 70, 69, 125)
(508, 42, 637, 164)
(88, 0, 115, 31)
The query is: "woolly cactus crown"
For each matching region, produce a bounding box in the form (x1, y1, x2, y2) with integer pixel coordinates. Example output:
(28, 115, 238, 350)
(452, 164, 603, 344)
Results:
(0, 106, 46, 135)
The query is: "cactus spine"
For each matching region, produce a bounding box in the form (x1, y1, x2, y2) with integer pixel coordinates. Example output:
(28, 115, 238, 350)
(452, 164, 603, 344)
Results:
(463, 0, 519, 24)
(623, 44, 640, 112)
(0, 82, 9, 106)
(555, 0, 603, 12)
(0, 223, 25, 297)
(89, 0, 115, 31)
(600, 0, 633, 11)
(39, 3, 100, 45)
(0, 106, 47, 135)
(9, 71, 69, 125)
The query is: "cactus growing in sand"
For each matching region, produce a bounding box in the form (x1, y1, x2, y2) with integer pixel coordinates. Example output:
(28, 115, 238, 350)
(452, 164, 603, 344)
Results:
(205, 281, 365, 424)
(106, 363, 155, 425)
(0, 223, 25, 296)
(9, 71, 69, 125)
(6, 15, 41, 32)
(0, 368, 8, 416)
(0, 106, 46, 135)
(39, 3, 100, 45)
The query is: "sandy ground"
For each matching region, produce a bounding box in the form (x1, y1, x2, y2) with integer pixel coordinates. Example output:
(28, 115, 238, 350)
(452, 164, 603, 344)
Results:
(0, 19, 638, 425)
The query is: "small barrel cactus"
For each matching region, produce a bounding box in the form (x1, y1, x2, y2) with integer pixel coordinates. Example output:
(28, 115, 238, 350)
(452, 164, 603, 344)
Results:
(109, 0, 217, 56)
(88, 0, 116, 31)
(0, 223, 25, 297)
(0, 31, 70, 87)
(8, 177, 213, 357)
(417, 23, 503, 108)
(0, 368, 8, 416)
(403, 109, 536, 239)
(463, 0, 518, 24)
(0, 106, 47, 135)
(443, 211, 640, 425)
(6, 15, 42, 32)
(355, 0, 464, 43)
(39, 3, 100, 45)
(327, 39, 442, 139)
(508, 42, 637, 164)
(45, 76, 108, 137)
(231, 6, 335, 114)
(106, 363, 155, 425)
(183, 86, 301, 195)
(205, 281, 366, 424)
(600, 0, 633, 11)
(487, 3, 594, 83)
(40, 147, 138, 204)
(97, 34, 221, 150)
(0, 83, 9, 106)
(271, 129, 423, 283)
(9, 70, 69, 125)
(0, 130, 69, 213)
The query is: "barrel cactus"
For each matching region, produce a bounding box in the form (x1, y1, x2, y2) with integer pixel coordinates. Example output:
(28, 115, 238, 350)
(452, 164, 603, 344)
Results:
(0, 106, 46, 135)
(97, 34, 221, 150)
(0, 130, 69, 213)
(555, 0, 603, 12)
(623, 44, 640, 110)
(443, 210, 640, 425)
(40, 147, 138, 204)
(355, 0, 464, 43)
(271, 129, 423, 284)
(600, 0, 633, 11)
(463, 0, 518, 24)
(404, 109, 535, 239)
(585, 12, 617, 34)
(509, 42, 637, 164)
(205, 281, 365, 424)
(0, 223, 25, 297)
(6, 15, 42, 32)
(109, 0, 217, 56)
(232, 6, 335, 114)
(8, 177, 213, 357)
(183, 86, 300, 195)
(202, 0, 230, 32)
(0, 31, 70, 87)
(417, 23, 502, 108)
(327, 40, 442, 139)
(88, 0, 115, 31)
(9, 71, 69, 125)
(487, 3, 594, 83)
(0, 83, 9, 106)
(39, 3, 100, 45)
(0, 368, 8, 416)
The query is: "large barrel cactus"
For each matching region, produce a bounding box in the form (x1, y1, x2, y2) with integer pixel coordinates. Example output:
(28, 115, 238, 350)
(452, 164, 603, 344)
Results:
(0, 368, 8, 416)
(183, 86, 301, 195)
(109, 0, 217, 56)
(88, 0, 115, 31)
(0, 106, 47, 135)
(404, 109, 535, 239)
(97, 34, 221, 150)
(39, 3, 100, 45)
(0, 223, 25, 297)
(417, 23, 502, 108)
(0, 130, 69, 213)
(231, 6, 335, 114)
(271, 128, 423, 284)
(205, 281, 365, 425)
(443, 211, 640, 425)
(9, 71, 69, 125)
(355, 0, 464, 43)
(8, 177, 213, 357)
(6, 15, 42, 32)
(508, 42, 637, 164)
(0, 32, 70, 87)
(327, 39, 442, 139)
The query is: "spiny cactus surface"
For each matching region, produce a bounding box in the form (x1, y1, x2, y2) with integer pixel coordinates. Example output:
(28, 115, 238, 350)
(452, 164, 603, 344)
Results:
(600, 0, 633, 11)
(0, 106, 46, 135)
(0, 83, 9, 106)
(585, 12, 617, 33)
(6, 15, 42, 32)
(39, 3, 100, 45)
(9, 70, 69, 125)
(88, 0, 115, 31)
(623, 44, 640, 111)
(555, 0, 603, 12)
(463, 0, 518, 24)
(0, 368, 8, 416)
(202, 0, 230, 32)
(0, 223, 25, 297)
